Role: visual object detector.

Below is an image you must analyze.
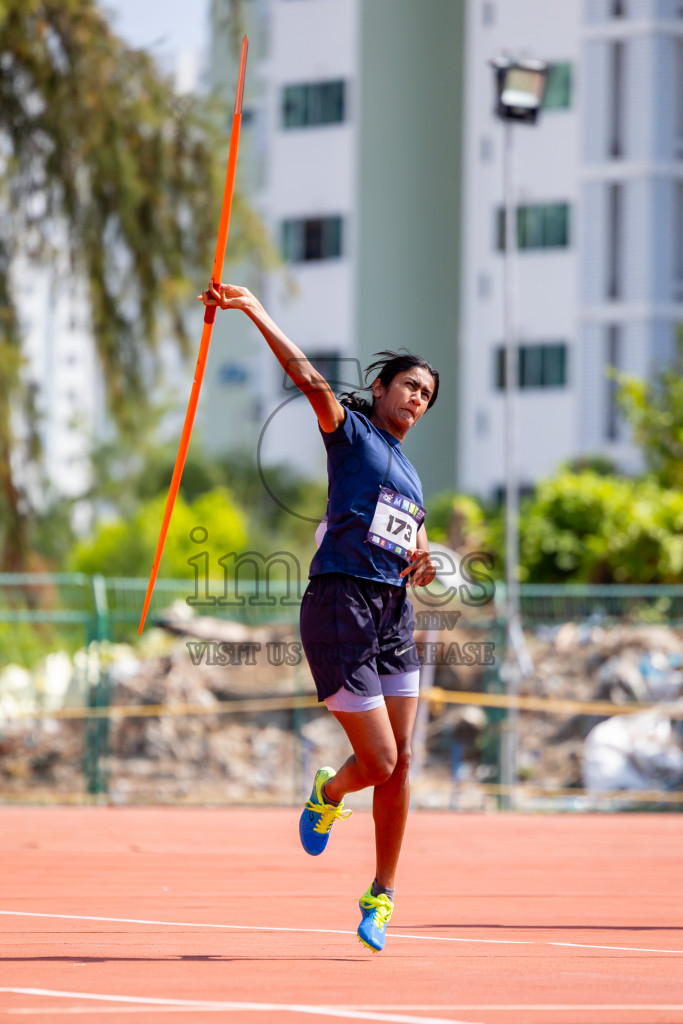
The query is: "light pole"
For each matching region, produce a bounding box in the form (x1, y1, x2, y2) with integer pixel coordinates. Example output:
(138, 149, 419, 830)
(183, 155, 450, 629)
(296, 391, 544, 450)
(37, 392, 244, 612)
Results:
(490, 56, 547, 806)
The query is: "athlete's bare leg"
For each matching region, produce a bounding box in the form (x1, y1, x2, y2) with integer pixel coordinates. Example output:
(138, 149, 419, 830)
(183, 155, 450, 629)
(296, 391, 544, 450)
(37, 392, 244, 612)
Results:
(323, 696, 418, 888)
(371, 696, 418, 888)
(323, 705, 398, 800)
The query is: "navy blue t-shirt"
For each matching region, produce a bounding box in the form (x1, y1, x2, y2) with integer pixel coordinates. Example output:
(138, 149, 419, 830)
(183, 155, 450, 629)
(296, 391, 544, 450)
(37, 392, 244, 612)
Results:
(308, 408, 425, 587)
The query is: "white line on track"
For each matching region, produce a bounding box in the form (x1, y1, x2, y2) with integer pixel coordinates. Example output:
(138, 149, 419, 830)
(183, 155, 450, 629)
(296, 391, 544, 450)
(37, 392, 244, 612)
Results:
(5, 992, 683, 1018)
(340, 1007, 683, 1013)
(9, 1007, 683, 1017)
(0, 988, 480, 1024)
(2, 910, 682, 956)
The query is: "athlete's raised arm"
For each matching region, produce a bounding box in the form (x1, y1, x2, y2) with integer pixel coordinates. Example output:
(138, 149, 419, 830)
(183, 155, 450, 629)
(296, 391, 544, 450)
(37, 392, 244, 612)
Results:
(198, 282, 345, 433)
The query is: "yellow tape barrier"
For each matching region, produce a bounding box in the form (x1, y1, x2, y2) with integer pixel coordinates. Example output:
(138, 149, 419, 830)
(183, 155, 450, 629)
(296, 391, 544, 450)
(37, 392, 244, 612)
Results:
(8, 687, 683, 721)
(427, 686, 683, 719)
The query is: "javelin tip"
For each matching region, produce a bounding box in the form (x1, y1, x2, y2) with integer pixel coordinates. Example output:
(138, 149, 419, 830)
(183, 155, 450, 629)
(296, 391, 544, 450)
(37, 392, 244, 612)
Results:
(234, 35, 249, 115)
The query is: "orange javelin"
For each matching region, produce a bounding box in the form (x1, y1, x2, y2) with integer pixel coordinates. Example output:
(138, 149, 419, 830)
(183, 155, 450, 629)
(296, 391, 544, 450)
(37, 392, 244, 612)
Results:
(138, 35, 249, 634)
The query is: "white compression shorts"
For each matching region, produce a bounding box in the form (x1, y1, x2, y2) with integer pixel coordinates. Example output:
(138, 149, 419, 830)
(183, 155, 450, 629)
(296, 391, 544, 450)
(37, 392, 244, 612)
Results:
(323, 669, 420, 713)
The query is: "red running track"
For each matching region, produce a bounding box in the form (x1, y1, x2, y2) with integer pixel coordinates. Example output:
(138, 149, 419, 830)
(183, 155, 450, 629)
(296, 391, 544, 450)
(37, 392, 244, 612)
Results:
(1, 807, 682, 1024)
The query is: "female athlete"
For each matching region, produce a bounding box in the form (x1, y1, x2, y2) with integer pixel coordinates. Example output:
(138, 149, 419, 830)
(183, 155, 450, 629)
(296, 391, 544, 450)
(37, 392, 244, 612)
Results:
(199, 283, 438, 952)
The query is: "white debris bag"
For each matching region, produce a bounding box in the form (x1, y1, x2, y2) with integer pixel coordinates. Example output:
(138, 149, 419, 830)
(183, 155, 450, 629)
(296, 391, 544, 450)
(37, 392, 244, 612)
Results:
(583, 707, 683, 791)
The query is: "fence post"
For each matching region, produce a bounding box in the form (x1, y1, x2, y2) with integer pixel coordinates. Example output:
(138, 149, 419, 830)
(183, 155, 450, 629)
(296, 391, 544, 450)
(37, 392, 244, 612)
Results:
(83, 575, 112, 799)
(293, 627, 308, 804)
(478, 617, 507, 808)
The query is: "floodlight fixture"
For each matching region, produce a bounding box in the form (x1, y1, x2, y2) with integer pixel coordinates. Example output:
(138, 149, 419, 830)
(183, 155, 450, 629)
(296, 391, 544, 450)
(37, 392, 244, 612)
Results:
(491, 55, 548, 124)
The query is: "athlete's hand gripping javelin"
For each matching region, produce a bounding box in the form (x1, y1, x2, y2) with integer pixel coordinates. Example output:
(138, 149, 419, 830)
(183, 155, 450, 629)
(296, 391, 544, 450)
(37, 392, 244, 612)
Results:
(198, 282, 345, 433)
(400, 544, 436, 588)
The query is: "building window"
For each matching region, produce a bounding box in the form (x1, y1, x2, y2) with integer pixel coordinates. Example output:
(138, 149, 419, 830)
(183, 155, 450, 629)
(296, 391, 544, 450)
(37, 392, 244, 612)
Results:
(477, 272, 492, 299)
(219, 363, 249, 386)
(607, 182, 623, 299)
(475, 410, 489, 437)
(676, 40, 683, 154)
(497, 203, 571, 250)
(495, 343, 568, 389)
(282, 81, 345, 129)
(492, 483, 535, 506)
(542, 63, 572, 110)
(674, 182, 683, 299)
(281, 216, 343, 262)
(605, 325, 621, 441)
(610, 41, 624, 158)
(611, 0, 626, 15)
(282, 351, 343, 392)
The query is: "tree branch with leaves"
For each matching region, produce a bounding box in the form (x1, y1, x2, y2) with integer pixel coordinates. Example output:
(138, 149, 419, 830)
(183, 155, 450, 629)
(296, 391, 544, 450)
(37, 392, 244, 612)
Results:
(0, 0, 266, 569)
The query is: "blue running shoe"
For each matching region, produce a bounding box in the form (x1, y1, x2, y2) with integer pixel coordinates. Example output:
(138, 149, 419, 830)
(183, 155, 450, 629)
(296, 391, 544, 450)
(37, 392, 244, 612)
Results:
(357, 887, 393, 952)
(299, 766, 351, 856)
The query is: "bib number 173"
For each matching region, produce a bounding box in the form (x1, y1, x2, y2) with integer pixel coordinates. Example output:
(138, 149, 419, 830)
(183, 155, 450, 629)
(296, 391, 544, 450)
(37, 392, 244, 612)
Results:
(386, 514, 412, 543)
(367, 487, 426, 562)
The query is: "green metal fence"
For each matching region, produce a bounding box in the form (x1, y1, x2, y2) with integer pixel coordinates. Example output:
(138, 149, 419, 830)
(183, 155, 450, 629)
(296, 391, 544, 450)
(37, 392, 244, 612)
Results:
(517, 584, 683, 626)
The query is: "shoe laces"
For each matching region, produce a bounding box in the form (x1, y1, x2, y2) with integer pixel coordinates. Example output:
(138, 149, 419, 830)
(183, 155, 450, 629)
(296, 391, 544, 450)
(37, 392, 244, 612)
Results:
(359, 892, 393, 932)
(304, 798, 352, 835)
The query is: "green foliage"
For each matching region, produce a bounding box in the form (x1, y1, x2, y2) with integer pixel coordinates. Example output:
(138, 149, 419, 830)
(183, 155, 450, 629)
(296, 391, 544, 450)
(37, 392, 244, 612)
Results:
(84, 436, 327, 556)
(425, 490, 494, 552)
(29, 493, 77, 568)
(0, 621, 83, 670)
(563, 454, 617, 476)
(518, 471, 683, 584)
(68, 487, 248, 579)
(512, 330, 683, 584)
(613, 334, 683, 490)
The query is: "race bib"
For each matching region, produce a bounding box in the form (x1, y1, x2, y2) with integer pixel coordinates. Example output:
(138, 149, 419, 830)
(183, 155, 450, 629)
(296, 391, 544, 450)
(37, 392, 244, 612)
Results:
(366, 487, 426, 561)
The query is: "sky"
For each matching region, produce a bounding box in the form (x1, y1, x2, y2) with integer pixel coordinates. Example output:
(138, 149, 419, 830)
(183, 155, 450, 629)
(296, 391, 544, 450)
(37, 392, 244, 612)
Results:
(99, 0, 210, 86)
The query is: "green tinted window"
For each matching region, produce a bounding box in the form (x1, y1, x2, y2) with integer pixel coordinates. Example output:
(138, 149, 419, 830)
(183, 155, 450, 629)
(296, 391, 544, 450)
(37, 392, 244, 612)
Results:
(497, 203, 570, 250)
(282, 81, 345, 128)
(542, 63, 572, 110)
(281, 217, 343, 262)
(495, 343, 568, 389)
(518, 203, 570, 249)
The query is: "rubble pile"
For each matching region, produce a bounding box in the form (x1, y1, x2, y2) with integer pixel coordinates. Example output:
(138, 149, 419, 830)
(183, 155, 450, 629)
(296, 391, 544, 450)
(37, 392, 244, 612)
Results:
(518, 624, 683, 793)
(1, 616, 682, 806)
(0, 718, 83, 798)
(106, 632, 317, 804)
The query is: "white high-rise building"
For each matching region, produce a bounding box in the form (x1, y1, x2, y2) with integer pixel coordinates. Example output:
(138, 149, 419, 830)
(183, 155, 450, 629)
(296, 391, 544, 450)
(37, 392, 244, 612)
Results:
(206, 0, 682, 504)
(17, 258, 100, 505)
(459, 0, 683, 499)
(204, 0, 463, 502)
(203, 0, 360, 484)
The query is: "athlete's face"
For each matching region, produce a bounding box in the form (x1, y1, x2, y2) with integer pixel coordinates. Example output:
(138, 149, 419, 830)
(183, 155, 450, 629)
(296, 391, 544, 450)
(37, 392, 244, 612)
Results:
(370, 367, 435, 440)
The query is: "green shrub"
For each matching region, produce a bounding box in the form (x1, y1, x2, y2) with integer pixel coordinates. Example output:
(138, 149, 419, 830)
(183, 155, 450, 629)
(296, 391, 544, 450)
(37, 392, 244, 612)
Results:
(519, 471, 683, 583)
(68, 487, 248, 580)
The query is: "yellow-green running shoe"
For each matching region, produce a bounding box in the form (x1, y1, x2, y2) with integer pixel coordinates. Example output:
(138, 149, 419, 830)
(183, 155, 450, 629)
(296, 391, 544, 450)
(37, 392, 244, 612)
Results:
(299, 766, 351, 856)
(357, 887, 393, 952)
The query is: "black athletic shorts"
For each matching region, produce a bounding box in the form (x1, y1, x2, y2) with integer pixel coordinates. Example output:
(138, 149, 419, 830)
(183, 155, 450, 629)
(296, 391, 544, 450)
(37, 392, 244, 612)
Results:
(299, 572, 420, 702)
